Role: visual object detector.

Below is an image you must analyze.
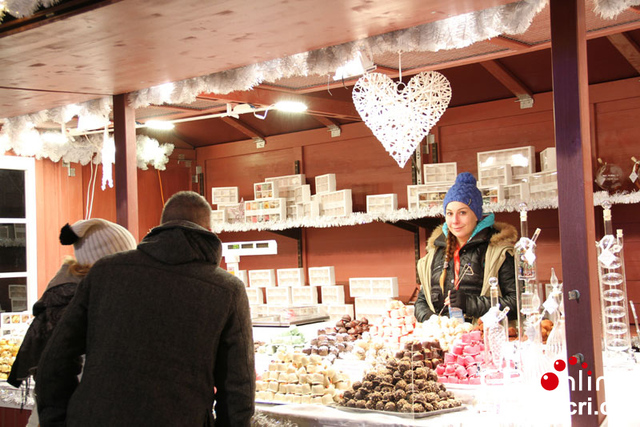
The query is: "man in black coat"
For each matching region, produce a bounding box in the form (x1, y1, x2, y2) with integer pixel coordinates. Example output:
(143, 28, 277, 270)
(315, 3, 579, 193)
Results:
(36, 191, 255, 427)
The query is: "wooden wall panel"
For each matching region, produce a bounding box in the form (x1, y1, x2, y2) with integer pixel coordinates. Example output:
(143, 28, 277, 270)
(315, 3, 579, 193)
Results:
(32, 155, 192, 296)
(302, 136, 412, 210)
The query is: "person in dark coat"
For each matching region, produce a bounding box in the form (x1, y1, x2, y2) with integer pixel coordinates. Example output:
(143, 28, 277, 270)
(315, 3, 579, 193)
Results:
(8, 219, 137, 426)
(414, 172, 518, 323)
(36, 191, 255, 427)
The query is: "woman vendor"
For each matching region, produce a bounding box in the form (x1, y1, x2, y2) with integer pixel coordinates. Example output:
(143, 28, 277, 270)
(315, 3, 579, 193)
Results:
(414, 172, 518, 323)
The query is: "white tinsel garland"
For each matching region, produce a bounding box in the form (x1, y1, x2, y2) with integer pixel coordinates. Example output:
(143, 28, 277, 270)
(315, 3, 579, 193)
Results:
(1, 0, 61, 19)
(594, 0, 640, 19)
(1, 0, 638, 161)
(128, 0, 548, 109)
(211, 191, 640, 234)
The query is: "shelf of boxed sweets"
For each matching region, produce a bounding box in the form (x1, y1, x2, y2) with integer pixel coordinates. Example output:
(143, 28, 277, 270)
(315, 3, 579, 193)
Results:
(210, 146, 640, 235)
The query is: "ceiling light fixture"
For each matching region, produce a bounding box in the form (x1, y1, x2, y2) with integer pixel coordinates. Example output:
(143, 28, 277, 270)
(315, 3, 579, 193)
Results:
(144, 120, 175, 130)
(274, 101, 307, 113)
(254, 101, 308, 119)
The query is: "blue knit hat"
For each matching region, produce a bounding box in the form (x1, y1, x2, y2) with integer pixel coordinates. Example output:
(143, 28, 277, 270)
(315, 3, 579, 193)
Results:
(443, 172, 483, 220)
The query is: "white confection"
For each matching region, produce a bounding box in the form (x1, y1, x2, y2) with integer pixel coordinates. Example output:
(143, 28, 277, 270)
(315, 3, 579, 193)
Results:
(278, 372, 288, 382)
(301, 395, 311, 404)
(268, 362, 278, 371)
(276, 362, 287, 371)
(288, 373, 299, 383)
(296, 367, 306, 376)
(268, 382, 279, 392)
(294, 384, 303, 394)
(300, 383, 311, 395)
(336, 381, 350, 390)
(274, 393, 285, 402)
(311, 373, 325, 384)
(301, 356, 310, 366)
(292, 395, 302, 404)
(284, 394, 294, 403)
(311, 384, 325, 395)
(286, 365, 296, 374)
(311, 396, 323, 405)
(287, 383, 297, 394)
(263, 391, 274, 401)
(299, 374, 309, 384)
(278, 383, 288, 393)
(322, 394, 334, 405)
(292, 353, 303, 364)
(310, 355, 322, 364)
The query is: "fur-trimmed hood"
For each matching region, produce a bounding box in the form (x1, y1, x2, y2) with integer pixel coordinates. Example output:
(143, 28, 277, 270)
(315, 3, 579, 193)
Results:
(426, 220, 518, 251)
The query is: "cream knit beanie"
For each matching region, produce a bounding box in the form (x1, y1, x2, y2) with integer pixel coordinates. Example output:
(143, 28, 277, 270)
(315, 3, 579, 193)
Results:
(59, 219, 137, 266)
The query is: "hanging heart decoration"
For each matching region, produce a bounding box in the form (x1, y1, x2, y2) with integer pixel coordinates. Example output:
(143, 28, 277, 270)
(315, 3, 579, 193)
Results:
(352, 71, 452, 168)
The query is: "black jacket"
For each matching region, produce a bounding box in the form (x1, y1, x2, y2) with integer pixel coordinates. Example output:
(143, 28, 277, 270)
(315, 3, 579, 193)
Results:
(36, 221, 255, 427)
(8, 264, 81, 388)
(415, 218, 518, 322)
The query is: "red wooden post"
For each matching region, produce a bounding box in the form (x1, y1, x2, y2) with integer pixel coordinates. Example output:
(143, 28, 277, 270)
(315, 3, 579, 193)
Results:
(113, 93, 140, 240)
(550, 0, 605, 425)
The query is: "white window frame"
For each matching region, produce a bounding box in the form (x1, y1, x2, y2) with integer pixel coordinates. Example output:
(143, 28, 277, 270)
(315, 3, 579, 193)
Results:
(0, 156, 37, 312)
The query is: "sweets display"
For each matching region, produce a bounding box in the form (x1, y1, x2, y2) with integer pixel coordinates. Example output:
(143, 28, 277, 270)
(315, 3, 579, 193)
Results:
(337, 340, 460, 413)
(411, 314, 473, 351)
(0, 337, 21, 380)
(436, 330, 484, 385)
(368, 301, 416, 343)
(256, 349, 350, 405)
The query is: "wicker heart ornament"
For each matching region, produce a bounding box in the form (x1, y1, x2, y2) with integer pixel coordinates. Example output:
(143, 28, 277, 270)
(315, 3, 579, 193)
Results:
(352, 71, 452, 167)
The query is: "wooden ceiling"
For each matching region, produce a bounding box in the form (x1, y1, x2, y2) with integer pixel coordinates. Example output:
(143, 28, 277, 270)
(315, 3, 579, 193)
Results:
(2, 0, 640, 149)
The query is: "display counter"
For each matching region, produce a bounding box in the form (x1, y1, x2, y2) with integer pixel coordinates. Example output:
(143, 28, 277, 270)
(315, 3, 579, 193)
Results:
(255, 362, 639, 426)
(252, 321, 640, 427)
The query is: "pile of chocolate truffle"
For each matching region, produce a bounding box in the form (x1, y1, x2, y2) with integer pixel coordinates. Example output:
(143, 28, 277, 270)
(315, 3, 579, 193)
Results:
(337, 340, 461, 413)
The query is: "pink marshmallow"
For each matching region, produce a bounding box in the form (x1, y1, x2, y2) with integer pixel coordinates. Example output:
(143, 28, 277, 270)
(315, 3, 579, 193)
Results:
(438, 376, 448, 383)
(457, 355, 466, 365)
(445, 364, 456, 375)
(444, 353, 456, 364)
(463, 345, 477, 356)
(470, 330, 482, 341)
(474, 353, 484, 364)
(436, 364, 445, 375)
(464, 355, 475, 366)
(470, 377, 482, 385)
(448, 376, 459, 384)
(461, 333, 471, 344)
(467, 365, 478, 376)
(452, 344, 464, 355)
(455, 365, 467, 378)
(459, 377, 470, 384)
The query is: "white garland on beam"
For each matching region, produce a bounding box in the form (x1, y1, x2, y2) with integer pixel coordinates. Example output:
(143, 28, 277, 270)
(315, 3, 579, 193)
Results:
(1, 0, 62, 20)
(128, 0, 548, 109)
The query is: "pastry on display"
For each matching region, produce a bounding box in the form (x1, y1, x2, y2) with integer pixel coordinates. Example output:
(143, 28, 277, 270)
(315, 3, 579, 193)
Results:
(368, 301, 416, 344)
(436, 330, 484, 384)
(411, 315, 473, 351)
(255, 348, 351, 405)
(0, 337, 21, 380)
(337, 340, 460, 413)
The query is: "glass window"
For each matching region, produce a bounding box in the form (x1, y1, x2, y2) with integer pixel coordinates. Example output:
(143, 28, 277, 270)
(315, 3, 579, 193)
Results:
(0, 169, 25, 218)
(0, 156, 36, 314)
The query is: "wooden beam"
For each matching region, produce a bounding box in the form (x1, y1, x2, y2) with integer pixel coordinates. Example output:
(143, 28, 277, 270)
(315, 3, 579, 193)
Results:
(479, 60, 534, 106)
(198, 87, 360, 120)
(313, 115, 341, 128)
(607, 32, 640, 74)
(486, 35, 531, 50)
(220, 116, 265, 140)
(549, 1, 603, 426)
(112, 93, 139, 240)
